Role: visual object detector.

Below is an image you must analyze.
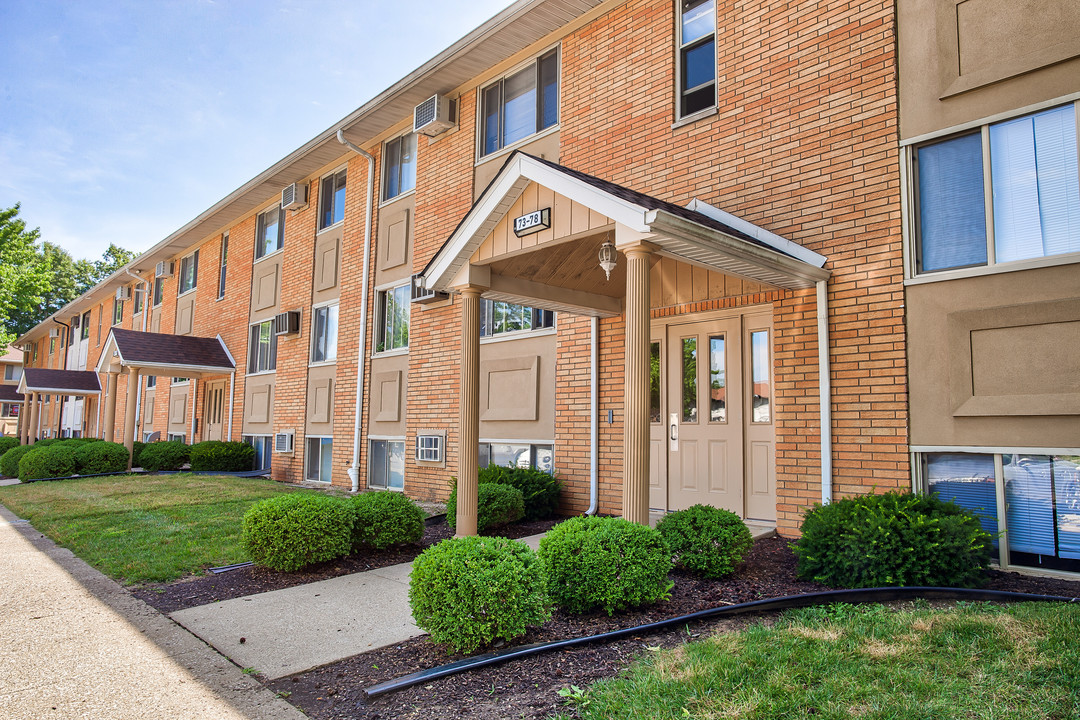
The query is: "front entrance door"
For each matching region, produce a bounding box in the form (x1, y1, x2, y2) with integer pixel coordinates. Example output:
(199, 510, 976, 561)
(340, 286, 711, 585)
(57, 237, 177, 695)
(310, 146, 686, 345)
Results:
(204, 380, 226, 441)
(648, 309, 775, 521)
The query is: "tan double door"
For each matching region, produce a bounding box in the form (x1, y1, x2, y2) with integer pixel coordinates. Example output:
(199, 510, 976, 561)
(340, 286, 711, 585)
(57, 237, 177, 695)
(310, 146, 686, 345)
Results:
(648, 309, 775, 521)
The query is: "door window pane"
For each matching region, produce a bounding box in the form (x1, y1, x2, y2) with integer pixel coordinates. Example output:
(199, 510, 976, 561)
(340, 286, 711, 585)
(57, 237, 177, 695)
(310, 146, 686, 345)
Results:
(916, 133, 987, 272)
(709, 335, 725, 422)
(649, 341, 661, 423)
(387, 440, 405, 490)
(681, 337, 697, 423)
(750, 330, 770, 423)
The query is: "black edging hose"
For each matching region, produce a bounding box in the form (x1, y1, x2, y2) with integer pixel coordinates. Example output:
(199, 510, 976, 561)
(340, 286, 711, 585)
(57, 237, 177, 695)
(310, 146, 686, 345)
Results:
(363, 587, 1079, 698)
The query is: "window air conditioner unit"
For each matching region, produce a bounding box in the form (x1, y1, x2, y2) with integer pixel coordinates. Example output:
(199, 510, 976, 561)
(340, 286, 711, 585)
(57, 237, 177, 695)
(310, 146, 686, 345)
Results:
(281, 182, 308, 211)
(413, 94, 456, 137)
(410, 274, 448, 305)
(116, 286, 132, 301)
(48, 328, 60, 338)
(155, 260, 174, 277)
(274, 430, 295, 454)
(274, 310, 301, 336)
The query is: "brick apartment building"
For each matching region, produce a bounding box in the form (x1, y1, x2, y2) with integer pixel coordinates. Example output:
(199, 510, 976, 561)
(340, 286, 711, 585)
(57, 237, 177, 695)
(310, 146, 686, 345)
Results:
(11, 0, 1079, 572)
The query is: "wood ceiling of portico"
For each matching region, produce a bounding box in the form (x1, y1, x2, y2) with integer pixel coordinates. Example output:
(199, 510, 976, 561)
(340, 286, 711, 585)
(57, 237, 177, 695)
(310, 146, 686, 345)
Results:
(471, 182, 613, 265)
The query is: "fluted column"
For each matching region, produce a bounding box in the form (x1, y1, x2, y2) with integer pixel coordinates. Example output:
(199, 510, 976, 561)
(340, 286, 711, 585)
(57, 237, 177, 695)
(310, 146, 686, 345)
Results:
(623, 245, 652, 525)
(456, 286, 483, 537)
(28, 392, 40, 445)
(123, 367, 139, 469)
(103, 370, 119, 443)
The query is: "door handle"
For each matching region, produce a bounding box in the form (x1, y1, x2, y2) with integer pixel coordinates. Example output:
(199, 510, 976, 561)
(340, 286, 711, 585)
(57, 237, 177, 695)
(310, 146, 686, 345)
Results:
(668, 413, 679, 451)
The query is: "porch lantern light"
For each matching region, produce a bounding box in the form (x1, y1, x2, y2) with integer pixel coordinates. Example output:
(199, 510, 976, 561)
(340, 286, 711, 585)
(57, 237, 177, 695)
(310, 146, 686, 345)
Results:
(598, 240, 617, 281)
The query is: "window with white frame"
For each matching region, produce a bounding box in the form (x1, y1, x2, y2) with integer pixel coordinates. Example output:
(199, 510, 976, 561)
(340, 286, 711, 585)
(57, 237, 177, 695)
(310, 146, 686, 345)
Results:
(306, 436, 333, 483)
(153, 277, 164, 306)
(80, 310, 90, 340)
(167, 433, 186, 443)
(310, 303, 339, 363)
(243, 434, 273, 471)
(677, 0, 716, 119)
(376, 285, 410, 353)
(479, 300, 554, 338)
(912, 103, 1080, 275)
(178, 250, 199, 294)
(416, 434, 443, 463)
(4, 364, 22, 381)
(370, 439, 405, 490)
(481, 49, 558, 157)
(255, 206, 285, 259)
(146, 375, 156, 388)
(112, 299, 123, 325)
(382, 134, 416, 201)
(248, 320, 278, 373)
(479, 442, 553, 473)
(217, 233, 229, 299)
(133, 287, 144, 316)
(922, 451, 1080, 573)
(319, 169, 347, 229)
(1, 403, 19, 417)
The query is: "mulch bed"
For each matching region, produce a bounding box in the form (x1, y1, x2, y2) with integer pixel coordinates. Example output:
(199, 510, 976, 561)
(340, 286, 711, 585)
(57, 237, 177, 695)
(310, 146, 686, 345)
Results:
(132, 525, 1080, 720)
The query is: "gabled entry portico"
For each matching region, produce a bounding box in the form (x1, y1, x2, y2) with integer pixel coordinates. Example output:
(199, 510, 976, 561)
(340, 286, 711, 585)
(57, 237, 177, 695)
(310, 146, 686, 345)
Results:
(96, 329, 236, 468)
(423, 152, 831, 535)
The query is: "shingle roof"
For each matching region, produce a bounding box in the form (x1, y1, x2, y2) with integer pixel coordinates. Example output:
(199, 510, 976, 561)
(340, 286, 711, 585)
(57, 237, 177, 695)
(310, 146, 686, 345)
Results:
(0, 384, 23, 403)
(110, 328, 234, 371)
(21, 369, 102, 394)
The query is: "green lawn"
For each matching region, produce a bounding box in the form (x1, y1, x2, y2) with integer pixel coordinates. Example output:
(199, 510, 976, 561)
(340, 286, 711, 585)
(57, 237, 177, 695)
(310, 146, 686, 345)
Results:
(554, 601, 1080, 720)
(0, 474, 318, 584)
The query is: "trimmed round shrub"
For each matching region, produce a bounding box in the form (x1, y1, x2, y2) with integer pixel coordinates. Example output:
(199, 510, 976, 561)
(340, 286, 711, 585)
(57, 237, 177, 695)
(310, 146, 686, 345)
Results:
(138, 441, 191, 472)
(241, 493, 353, 572)
(1, 445, 35, 478)
(538, 516, 673, 615)
(477, 465, 561, 521)
(791, 491, 994, 588)
(409, 535, 550, 654)
(131, 441, 147, 469)
(348, 491, 425, 551)
(74, 441, 130, 475)
(0, 437, 19, 457)
(446, 482, 525, 533)
(18, 445, 78, 481)
(190, 441, 256, 472)
(656, 504, 753, 579)
(32, 438, 58, 448)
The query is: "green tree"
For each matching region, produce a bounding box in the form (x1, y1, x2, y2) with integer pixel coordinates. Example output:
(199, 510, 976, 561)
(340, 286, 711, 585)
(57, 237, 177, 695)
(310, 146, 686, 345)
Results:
(0, 205, 52, 352)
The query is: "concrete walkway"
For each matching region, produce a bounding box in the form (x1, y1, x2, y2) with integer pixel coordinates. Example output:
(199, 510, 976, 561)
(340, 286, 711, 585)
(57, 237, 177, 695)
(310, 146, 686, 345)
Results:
(0, 504, 304, 720)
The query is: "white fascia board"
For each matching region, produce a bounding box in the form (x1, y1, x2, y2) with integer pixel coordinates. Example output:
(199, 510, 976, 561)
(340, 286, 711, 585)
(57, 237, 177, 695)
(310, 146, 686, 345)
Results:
(125, 361, 236, 377)
(93, 333, 123, 374)
(685, 198, 828, 268)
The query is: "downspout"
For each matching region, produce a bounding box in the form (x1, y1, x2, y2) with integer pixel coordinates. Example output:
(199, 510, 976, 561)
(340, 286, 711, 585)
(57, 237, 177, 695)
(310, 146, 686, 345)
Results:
(586, 316, 599, 514)
(816, 279, 833, 505)
(336, 128, 375, 493)
(125, 267, 149, 441)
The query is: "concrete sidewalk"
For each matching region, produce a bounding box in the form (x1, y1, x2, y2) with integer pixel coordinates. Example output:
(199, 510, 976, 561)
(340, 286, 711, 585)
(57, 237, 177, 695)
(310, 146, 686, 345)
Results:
(0, 504, 304, 720)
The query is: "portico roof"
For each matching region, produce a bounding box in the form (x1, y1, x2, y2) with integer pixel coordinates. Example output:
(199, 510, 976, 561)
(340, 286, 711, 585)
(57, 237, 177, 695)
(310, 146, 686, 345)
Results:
(423, 152, 830, 311)
(0, 384, 25, 403)
(17, 369, 102, 396)
(95, 329, 236, 378)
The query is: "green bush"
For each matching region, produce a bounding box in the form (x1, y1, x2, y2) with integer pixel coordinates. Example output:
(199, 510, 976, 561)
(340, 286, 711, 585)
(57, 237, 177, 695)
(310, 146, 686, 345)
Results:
(446, 482, 525, 533)
(18, 445, 78, 481)
(348, 491, 425, 551)
(189, 440, 256, 472)
(241, 493, 353, 572)
(32, 438, 57, 448)
(0, 437, 19, 457)
(477, 465, 561, 520)
(791, 491, 994, 588)
(538, 516, 673, 615)
(656, 505, 753, 579)
(74, 441, 130, 475)
(131, 441, 147, 468)
(1, 445, 35, 478)
(138, 441, 191, 472)
(409, 536, 550, 654)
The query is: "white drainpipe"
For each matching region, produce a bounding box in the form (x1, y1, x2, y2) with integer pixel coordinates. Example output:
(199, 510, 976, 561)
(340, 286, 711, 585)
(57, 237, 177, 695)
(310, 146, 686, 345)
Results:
(816, 279, 833, 505)
(586, 316, 600, 514)
(336, 128, 375, 493)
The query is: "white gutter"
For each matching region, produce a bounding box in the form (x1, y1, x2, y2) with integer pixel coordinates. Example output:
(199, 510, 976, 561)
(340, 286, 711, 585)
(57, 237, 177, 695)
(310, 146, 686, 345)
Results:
(586, 316, 599, 514)
(337, 129, 376, 493)
(816, 279, 833, 504)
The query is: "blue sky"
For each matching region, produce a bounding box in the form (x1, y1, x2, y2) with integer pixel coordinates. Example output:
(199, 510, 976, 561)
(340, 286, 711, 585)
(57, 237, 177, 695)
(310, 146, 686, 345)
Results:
(0, 0, 511, 261)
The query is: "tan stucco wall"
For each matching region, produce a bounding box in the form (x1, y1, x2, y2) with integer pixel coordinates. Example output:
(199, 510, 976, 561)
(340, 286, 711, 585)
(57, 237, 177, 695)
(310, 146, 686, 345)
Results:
(907, 264, 1080, 448)
(898, 0, 1080, 139)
